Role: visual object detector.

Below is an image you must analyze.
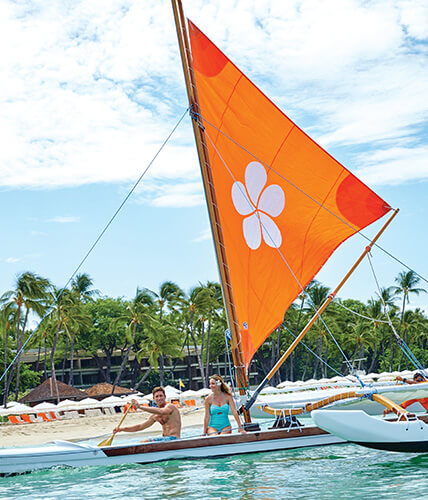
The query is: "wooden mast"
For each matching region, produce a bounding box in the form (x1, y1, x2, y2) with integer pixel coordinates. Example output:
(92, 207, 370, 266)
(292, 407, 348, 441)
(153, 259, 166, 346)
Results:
(245, 208, 399, 410)
(171, 0, 251, 423)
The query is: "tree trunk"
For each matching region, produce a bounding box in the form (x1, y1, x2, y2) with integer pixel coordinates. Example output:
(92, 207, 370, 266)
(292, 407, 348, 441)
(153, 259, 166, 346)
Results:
(14, 306, 23, 401)
(302, 351, 310, 380)
(158, 353, 165, 386)
(92, 354, 108, 382)
(44, 335, 48, 380)
(2, 324, 10, 407)
(133, 366, 153, 391)
(205, 318, 212, 384)
(50, 324, 61, 403)
(68, 336, 75, 386)
(189, 312, 205, 387)
(368, 343, 378, 373)
(61, 337, 69, 382)
(112, 345, 132, 394)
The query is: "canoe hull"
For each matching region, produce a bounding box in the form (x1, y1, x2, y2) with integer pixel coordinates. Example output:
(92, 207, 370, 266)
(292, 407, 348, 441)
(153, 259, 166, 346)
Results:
(0, 426, 344, 475)
(312, 410, 428, 452)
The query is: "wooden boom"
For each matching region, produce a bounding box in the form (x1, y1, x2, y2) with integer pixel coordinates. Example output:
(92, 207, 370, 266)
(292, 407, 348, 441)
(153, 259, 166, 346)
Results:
(245, 208, 399, 411)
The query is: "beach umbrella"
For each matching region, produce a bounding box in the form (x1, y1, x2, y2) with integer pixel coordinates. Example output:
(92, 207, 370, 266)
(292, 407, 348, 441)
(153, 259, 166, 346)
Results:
(33, 402, 58, 410)
(6, 401, 20, 408)
(180, 390, 199, 398)
(78, 398, 100, 408)
(121, 394, 149, 404)
(196, 388, 211, 397)
(7, 403, 33, 414)
(57, 399, 80, 407)
(101, 396, 124, 406)
(164, 385, 181, 394)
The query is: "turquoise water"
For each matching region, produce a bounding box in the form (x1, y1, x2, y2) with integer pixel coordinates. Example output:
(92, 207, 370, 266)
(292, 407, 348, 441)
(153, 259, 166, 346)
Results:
(1, 444, 427, 499)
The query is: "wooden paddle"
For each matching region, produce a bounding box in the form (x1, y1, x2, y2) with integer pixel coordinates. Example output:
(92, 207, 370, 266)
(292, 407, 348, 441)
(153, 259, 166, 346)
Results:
(97, 404, 134, 447)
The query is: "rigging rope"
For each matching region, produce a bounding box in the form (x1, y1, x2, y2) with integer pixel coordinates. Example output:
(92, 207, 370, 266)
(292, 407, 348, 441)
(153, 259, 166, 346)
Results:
(281, 323, 355, 382)
(366, 251, 427, 376)
(334, 300, 391, 323)
(0, 107, 191, 387)
(196, 111, 428, 287)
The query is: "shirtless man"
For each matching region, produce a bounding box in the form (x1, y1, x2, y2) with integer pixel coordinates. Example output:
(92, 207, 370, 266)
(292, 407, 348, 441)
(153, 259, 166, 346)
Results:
(114, 386, 181, 441)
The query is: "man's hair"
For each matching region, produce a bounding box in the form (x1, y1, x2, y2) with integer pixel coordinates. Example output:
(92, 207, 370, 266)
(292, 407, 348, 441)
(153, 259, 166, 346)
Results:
(152, 386, 166, 397)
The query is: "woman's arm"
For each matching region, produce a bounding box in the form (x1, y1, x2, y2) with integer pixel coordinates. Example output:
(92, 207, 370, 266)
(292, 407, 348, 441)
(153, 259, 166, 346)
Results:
(203, 395, 211, 435)
(228, 395, 246, 433)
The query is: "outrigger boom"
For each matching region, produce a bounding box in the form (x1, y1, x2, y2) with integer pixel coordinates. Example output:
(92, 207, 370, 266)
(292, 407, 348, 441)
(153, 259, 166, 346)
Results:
(245, 208, 400, 413)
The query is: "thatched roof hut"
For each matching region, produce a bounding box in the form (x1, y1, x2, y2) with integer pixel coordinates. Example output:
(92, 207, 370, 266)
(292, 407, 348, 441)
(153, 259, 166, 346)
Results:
(86, 383, 133, 400)
(19, 378, 88, 406)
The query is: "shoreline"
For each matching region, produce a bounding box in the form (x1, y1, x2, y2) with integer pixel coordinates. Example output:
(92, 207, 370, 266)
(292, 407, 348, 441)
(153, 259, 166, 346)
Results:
(0, 407, 205, 448)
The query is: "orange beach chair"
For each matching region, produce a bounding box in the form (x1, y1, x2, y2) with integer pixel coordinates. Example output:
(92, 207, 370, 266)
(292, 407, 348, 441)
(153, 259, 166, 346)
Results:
(8, 415, 23, 424)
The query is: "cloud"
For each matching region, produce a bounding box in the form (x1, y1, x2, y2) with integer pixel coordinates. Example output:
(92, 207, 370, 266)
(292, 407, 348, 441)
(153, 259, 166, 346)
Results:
(193, 228, 211, 243)
(30, 230, 47, 236)
(138, 180, 204, 208)
(46, 216, 80, 223)
(0, 0, 426, 206)
(354, 145, 428, 186)
(5, 257, 20, 263)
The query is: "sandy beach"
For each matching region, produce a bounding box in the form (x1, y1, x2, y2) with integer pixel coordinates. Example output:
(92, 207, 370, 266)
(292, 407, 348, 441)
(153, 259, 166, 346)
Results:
(0, 407, 205, 447)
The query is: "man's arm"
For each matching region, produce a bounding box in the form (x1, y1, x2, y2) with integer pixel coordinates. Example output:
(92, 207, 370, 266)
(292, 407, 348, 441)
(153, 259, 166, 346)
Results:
(114, 415, 156, 433)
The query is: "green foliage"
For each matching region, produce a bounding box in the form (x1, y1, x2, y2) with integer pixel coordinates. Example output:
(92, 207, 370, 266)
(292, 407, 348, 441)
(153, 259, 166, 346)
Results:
(1, 268, 427, 393)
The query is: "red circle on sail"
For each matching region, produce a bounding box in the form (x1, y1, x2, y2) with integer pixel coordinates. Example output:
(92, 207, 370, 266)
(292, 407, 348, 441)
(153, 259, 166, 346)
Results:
(336, 174, 390, 229)
(189, 21, 227, 77)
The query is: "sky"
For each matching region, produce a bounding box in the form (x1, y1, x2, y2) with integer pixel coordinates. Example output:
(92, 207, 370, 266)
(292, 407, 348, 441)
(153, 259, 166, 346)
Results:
(0, 0, 427, 313)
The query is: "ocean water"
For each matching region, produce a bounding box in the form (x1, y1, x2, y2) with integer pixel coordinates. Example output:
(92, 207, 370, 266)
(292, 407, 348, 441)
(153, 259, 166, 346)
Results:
(1, 444, 427, 499)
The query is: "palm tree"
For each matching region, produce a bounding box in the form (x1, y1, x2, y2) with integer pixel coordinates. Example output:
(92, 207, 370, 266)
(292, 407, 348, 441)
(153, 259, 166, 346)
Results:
(146, 281, 184, 382)
(375, 286, 399, 371)
(136, 319, 183, 386)
(69, 273, 99, 385)
(110, 288, 154, 392)
(0, 303, 16, 407)
(392, 270, 426, 332)
(1, 272, 51, 400)
(48, 288, 89, 401)
(181, 286, 214, 387)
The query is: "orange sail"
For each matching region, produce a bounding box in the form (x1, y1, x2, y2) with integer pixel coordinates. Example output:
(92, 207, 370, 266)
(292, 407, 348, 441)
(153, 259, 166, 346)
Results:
(188, 21, 391, 367)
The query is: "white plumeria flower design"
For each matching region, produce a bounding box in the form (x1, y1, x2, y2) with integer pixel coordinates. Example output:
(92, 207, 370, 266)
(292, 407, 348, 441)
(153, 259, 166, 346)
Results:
(232, 161, 285, 250)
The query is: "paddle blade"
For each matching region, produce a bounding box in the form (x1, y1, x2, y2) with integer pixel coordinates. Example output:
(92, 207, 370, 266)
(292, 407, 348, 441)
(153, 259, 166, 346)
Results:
(97, 434, 114, 447)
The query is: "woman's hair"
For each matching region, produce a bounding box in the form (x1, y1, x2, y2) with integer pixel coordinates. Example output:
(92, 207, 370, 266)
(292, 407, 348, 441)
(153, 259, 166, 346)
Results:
(210, 374, 232, 396)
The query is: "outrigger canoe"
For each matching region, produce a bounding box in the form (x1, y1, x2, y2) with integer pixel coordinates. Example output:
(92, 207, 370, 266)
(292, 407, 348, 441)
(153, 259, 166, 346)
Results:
(312, 411, 428, 452)
(0, 425, 344, 476)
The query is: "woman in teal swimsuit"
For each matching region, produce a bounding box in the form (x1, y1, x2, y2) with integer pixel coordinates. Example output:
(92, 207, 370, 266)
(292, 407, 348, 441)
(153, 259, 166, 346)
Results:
(203, 374, 246, 435)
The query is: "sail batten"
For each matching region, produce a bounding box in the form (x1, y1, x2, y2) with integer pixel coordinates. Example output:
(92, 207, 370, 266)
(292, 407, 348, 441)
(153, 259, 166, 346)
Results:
(188, 20, 391, 367)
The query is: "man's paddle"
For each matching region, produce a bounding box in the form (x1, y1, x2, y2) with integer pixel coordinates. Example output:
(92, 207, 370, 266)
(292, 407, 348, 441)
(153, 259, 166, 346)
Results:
(97, 404, 134, 447)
